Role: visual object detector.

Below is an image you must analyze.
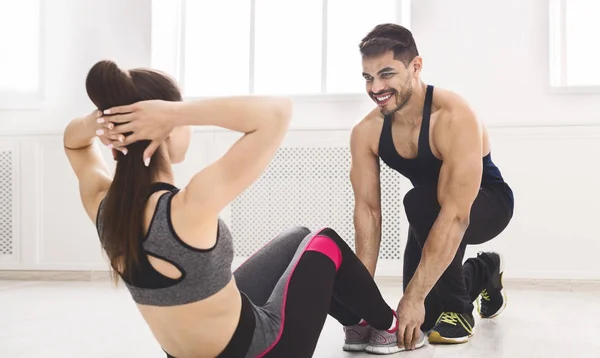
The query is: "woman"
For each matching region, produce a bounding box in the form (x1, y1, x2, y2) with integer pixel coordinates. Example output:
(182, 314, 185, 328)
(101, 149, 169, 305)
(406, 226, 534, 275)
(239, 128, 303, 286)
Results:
(63, 60, 425, 357)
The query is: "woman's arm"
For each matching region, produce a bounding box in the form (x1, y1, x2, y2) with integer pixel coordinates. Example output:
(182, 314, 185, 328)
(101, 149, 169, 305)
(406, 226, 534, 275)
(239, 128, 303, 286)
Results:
(103, 96, 293, 216)
(181, 96, 293, 215)
(102, 96, 292, 161)
(63, 110, 113, 221)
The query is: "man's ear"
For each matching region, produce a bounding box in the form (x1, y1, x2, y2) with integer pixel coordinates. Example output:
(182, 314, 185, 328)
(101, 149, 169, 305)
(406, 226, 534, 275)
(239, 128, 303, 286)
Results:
(412, 56, 422, 72)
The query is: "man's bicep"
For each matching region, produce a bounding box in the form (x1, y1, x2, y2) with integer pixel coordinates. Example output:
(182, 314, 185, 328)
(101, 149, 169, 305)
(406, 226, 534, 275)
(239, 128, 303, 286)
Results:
(437, 114, 483, 217)
(439, 155, 481, 210)
(350, 127, 381, 211)
(351, 159, 381, 211)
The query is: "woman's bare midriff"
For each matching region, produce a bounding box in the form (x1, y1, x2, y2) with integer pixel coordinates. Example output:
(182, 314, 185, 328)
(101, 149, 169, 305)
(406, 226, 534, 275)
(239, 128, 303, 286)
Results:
(124, 189, 244, 357)
(138, 278, 242, 358)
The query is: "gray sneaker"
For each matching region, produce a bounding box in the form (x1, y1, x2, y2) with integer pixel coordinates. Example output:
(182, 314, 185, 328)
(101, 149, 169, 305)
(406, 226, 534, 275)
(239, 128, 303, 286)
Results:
(366, 325, 426, 355)
(342, 321, 371, 351)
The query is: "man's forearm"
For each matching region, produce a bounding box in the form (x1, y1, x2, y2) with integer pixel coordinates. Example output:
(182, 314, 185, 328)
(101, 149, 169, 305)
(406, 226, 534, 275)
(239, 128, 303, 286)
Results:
(404, 208, 468, 301)
(354, 207, 382, 276)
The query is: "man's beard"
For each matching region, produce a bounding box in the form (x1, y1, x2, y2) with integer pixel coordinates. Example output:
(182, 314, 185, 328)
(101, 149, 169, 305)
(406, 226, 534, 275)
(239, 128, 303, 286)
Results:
(378, 78, 413, 116)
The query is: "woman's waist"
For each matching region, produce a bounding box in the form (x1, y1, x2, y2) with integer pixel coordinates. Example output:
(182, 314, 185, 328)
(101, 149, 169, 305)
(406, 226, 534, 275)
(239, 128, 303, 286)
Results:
(140, 280, 242, 357)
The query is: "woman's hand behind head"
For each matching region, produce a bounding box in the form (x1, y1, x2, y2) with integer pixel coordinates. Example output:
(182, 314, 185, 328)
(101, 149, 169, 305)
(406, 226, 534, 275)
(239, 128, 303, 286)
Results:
(101, 100, 180, 165)
(86, 59, 184, 167)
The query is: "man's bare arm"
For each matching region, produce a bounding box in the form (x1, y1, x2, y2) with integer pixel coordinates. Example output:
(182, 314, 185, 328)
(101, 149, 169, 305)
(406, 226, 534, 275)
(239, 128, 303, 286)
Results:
(403, 108, 483, 301)
(350, 121, 382, 276)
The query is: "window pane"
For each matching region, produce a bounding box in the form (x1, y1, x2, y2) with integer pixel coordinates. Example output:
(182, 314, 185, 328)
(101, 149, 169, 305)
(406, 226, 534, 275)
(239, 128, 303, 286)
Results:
(151, 0, 181, 80)
(0, 0, 40, 93)
(326, 0, 397, 93)
(184, 0, 251, 97)
(254, 0, 322, 95)
(566, 0, 600, 86)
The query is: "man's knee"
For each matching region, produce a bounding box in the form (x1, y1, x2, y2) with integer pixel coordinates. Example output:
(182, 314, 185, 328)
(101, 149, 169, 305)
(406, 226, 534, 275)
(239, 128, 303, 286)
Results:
(403, 187, 440, 223)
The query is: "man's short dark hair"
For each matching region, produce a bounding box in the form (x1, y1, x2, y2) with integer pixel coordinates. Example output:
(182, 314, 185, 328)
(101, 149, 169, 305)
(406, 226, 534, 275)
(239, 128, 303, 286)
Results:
(359, 23, 419, 67)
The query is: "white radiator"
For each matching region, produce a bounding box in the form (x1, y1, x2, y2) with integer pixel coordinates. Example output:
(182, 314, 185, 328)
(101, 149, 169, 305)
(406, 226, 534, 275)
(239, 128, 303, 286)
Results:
(230, 147, 406, 260)
(0, 148, 17, 263)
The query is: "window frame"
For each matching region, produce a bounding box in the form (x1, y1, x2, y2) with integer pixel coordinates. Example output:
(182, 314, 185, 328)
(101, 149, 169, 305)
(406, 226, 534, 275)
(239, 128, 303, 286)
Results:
(156, 0, 411, 101)
(548, 0, 600, 94)
(0, 0, 46, 110)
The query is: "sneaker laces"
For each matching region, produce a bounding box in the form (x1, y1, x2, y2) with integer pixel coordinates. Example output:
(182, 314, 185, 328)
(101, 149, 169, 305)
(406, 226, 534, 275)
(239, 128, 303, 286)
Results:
(481, 289, 491, 301)
(439, 312, 459, 325)
(437, 312, 474, 334)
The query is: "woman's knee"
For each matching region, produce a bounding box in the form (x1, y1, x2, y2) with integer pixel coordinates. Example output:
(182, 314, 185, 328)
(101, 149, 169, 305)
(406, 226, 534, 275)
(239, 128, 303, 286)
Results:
(306, 230, 344, 270)
(261, 226, 312, 256)
(313, 227, 350, 249)
(286, 226, 312, 238)
(276, 226, 311, 243)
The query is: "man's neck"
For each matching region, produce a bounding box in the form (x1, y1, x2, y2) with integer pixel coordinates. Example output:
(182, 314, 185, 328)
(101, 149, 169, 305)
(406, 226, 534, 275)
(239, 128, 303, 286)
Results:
(392, 80, 428, 125)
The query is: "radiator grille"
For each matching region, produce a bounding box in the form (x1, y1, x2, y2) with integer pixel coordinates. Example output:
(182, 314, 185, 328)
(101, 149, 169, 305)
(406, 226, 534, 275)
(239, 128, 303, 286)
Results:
(230, 147, 405, 259)
(0, 151, 14, 256)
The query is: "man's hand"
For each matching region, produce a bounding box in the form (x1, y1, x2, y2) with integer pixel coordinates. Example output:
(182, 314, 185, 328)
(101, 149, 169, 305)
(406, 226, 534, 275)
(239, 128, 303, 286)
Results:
(97, 100, 180, 164)
(396, 296, 425, 350)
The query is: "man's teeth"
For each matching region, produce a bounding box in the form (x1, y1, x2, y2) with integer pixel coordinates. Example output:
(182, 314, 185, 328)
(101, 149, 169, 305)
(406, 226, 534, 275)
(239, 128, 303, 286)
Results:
(376, 94, 391, 102)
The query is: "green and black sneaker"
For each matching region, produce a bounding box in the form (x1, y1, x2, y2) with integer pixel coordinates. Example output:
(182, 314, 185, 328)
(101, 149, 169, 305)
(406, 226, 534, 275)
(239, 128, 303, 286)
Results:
(477, 251, 507, 319)
(428, 311, 475, 344)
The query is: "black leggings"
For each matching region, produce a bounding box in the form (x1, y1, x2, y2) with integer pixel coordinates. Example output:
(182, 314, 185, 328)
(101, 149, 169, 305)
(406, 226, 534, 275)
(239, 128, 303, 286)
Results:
(211, 227, 395, 358)
(400, 184, 513, 330)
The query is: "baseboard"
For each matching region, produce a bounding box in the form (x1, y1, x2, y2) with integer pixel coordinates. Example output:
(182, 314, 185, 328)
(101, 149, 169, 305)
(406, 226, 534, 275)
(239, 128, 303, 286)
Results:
(374, 275, 600, 289)
(0, 270, 112, 281)
(4, 259, 600, 287)
(0, 263, 110, 271)
(2, 269, 600, 293)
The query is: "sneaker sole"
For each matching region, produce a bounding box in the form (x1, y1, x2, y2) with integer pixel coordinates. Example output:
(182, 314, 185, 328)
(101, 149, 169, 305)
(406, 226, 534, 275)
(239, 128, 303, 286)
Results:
(428, 328, 474, 345)
(481, 287, 508, 319)
(342, 343, 368, 351)
(365, 339, 426, 355)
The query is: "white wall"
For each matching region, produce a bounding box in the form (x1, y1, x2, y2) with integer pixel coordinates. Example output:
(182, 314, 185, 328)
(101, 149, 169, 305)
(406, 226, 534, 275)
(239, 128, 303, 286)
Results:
(412, 0, 600, 127)
(0, 0, 152, 269)
(408, 0, 600, 280)
(1, 0, 599, 280)
(3, 0, 152, 135)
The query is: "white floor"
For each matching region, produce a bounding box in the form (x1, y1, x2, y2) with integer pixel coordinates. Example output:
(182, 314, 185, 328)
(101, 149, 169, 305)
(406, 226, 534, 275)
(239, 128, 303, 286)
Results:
(1, 278, 599, 358)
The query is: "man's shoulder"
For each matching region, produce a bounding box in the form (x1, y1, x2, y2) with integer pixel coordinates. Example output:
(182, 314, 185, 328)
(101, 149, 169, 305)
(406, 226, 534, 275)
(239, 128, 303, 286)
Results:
(431, 87, 482, 154)
(432, 87, 479, 131)
(352, 108, 384, 136)
(350, 108, 383, 153)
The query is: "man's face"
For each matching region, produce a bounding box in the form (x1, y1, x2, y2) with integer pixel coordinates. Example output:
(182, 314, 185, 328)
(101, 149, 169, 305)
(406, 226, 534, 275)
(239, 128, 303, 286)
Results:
(362, 51, 414, 116)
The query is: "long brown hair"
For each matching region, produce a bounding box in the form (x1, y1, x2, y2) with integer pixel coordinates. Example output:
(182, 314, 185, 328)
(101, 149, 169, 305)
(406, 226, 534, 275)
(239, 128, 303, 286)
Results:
(85, 60, 182, 283)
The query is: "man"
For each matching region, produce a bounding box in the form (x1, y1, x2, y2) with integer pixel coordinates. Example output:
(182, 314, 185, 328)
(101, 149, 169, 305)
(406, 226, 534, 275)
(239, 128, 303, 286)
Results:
(344, 23, 514, 350)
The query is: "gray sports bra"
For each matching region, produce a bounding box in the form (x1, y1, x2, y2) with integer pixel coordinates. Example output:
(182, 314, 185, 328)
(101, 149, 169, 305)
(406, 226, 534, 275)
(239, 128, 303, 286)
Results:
(96, 182, 234, 306)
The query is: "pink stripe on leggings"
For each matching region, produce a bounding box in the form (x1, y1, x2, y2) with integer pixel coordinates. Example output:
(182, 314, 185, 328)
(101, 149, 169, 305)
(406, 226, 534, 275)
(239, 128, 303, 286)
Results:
(256, 229, 342, 357)
(306, 235, 342, 270)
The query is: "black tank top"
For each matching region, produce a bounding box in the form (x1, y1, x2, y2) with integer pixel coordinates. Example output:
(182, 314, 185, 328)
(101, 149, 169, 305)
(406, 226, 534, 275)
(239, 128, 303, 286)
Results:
(378, 85, 509, 190)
